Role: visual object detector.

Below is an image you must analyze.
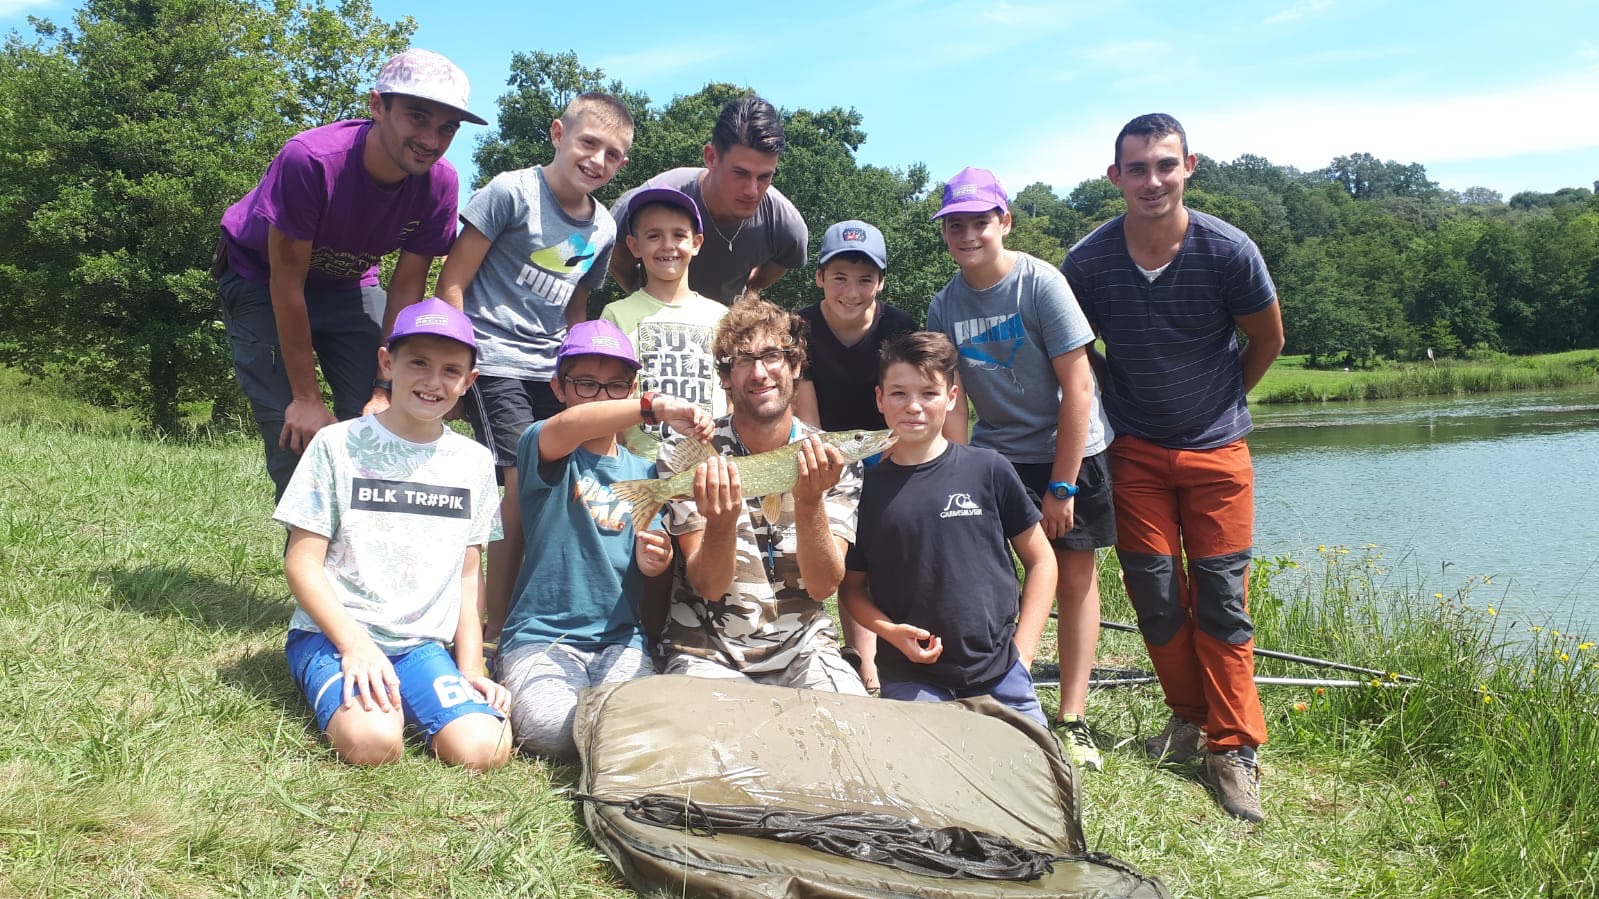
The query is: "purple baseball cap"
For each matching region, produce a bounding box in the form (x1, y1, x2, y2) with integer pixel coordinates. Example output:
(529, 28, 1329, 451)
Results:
(817, 220, 888, 270)
(931, 167, 1009, 220)
(388, 298, 477, 355)
(558, 319, 640, 370)
(374, 49, 488, 126)
(623, 186, 703, 234)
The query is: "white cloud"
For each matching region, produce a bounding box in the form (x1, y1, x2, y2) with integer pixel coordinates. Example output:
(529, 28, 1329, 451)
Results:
(594, 46, 732, 83)
(1008, 68, 1599, 192)
(1264, 0, 1333, 26)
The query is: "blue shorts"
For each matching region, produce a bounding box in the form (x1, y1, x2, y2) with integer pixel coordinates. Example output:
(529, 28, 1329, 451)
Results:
(285, 630, 503, 738)
(879, 659, 1046, 725)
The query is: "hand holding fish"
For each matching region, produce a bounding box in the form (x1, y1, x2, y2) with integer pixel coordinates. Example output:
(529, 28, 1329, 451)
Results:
(652, 395, 715, 443)
(790, 435, 845, 503)
(693, 455, 744, 530)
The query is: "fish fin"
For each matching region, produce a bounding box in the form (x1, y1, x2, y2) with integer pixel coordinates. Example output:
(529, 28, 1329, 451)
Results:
(611, 478, 668, 538)
(760, 493, 783, 525)
(666, 437, 717, 475)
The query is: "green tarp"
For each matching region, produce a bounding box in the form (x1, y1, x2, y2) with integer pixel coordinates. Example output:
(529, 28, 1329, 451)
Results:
(575, 675, 1169, 898)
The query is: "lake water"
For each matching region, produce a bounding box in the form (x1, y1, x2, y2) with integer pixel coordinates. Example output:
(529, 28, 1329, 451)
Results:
(1248, 384, 1599, 633)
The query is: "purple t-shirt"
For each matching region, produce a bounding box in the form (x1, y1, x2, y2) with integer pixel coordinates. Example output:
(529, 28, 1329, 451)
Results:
(219, 120, 459, 289)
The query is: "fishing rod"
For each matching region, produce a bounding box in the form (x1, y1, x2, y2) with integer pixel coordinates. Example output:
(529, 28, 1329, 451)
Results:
(1047, 613, 1422, 683)
(1032, 669, 1409, 691)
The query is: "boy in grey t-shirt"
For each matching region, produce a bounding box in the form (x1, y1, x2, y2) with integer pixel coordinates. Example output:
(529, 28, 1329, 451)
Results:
(925, 166, 1115, 772)
(435, 92, 635, 646)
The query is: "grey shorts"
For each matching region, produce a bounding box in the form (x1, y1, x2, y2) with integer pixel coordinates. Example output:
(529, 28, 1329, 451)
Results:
(499, 641, 654, 763)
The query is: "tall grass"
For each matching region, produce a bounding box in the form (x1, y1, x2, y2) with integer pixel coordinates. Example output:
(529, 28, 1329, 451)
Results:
(3, 367, 1595, 897)
(1253, 351, 1599, 404)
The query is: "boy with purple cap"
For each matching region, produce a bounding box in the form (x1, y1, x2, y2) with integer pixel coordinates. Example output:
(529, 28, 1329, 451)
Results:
(435, 91, 636, 647)
(601, 185, 728, 456)
(276, 298, 511, 771)
(925, 167, 1116, 772)
(495, 319, 712, 761)
(218, 48, 485, 502)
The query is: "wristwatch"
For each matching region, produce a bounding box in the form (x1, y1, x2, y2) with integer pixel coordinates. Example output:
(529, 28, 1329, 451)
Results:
(639, 391, 660, 425)
(1046, 480, 1079, 500)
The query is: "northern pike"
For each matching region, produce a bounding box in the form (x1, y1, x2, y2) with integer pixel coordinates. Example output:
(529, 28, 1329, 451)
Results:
(610, 428, 897, 536)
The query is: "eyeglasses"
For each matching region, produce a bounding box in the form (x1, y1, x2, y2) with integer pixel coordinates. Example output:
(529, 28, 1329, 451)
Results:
(722, 347, 797, 370)
(563, 377, 634, 399)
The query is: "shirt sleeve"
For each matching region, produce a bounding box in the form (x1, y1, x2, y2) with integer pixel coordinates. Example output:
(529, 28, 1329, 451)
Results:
(459, 173, 516, 243)
(261, 138, 327, 243)
(470, 446, 504, 545)
(1026, 260, 1095, 359)
(768, 191, 809, 270)
(272, 428, 338, 537)
(1222, 238, 1278, 317)
(994, 454, 1042, 540)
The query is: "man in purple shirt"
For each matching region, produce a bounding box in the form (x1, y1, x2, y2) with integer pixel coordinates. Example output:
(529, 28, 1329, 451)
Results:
(216, 48, 486, 499)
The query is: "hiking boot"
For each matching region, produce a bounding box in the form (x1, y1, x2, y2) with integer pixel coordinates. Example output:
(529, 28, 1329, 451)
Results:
(1206, 749, 1266, 823)
(1053, 714, 1103, 772)
(1143, 714, 1206, 764)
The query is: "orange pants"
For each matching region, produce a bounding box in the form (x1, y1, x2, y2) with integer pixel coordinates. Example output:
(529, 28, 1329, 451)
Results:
(1109, 435, 1266, 750)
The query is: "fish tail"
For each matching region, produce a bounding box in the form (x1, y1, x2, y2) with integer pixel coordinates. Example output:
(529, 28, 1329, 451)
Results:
(611, 477, 670, 537)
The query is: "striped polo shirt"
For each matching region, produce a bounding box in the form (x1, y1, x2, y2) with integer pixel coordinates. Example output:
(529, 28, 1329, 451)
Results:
(1062, 210, 1276, 450)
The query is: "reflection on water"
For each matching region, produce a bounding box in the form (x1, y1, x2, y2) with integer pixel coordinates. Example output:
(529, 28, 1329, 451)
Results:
(1249, 385, 1599, 630)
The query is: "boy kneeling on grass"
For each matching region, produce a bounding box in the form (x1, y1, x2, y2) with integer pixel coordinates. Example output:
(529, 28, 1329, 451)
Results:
(839, 332, 1058, 724)
(277, 298, 511, 770)
(495, 320, 713, 762)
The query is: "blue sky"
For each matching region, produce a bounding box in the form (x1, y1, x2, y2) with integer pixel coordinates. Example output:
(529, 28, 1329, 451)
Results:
(6, 0, 1598, 201)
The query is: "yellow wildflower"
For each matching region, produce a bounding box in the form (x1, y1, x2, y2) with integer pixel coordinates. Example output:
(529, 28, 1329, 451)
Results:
(1486, 606, 1497, 616)
(1578, 642, 1594, 651)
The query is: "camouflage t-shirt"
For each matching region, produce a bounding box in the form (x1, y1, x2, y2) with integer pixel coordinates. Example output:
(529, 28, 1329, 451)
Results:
(659, 417, 860, 672)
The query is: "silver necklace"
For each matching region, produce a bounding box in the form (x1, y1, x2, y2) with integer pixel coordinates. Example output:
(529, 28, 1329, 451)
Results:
(708, 215, 745, 253)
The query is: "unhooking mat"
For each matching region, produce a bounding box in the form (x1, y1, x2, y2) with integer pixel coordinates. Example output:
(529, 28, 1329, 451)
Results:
(573, 675, 1169, 898)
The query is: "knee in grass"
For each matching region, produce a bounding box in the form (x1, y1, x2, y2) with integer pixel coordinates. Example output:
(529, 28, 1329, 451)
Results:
(433, 714, 513, 771)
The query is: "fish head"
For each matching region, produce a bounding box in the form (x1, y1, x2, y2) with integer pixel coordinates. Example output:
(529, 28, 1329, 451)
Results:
(821, 428, 898, 463)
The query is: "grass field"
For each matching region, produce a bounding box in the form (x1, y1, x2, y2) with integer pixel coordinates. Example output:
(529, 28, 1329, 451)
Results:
(2, 367, 1595, 897)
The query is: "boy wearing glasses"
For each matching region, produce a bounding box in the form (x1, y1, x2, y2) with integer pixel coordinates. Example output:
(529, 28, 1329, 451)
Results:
(600, 186, 728, 456)
(655, 297, 870, 694)
(496, 319, 713, 761)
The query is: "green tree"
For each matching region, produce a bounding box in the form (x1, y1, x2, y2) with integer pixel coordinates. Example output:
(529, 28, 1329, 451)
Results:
(0, 0, 414, 433)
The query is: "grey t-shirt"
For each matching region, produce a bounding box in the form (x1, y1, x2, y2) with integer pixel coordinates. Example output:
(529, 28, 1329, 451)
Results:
(612, 167, 808, 303)
(926, 253, 1111, 464)
(460, 166, 616, 380)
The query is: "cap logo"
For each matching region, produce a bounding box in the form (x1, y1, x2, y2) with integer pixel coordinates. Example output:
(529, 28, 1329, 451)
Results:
(842, 227, 866, 242)
(414, 314, 450, 326)
(953, 185, 981, 198)
(590, 336, 622, 349)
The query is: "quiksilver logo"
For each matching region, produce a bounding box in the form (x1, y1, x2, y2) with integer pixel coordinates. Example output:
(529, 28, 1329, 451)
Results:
(939, 493, 983, 518)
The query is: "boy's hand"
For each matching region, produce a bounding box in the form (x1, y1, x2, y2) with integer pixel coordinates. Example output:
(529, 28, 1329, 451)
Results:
(636, 528, 673, 577)
(656, 397, 714, 443)
(887, 624, 943, 664)
(339, 637, 402, 712)
(466, 674, 510, 714)
(791, 436, 844, 502)
(693, 456, 743, 530)
(1042, 494, 1075, 540)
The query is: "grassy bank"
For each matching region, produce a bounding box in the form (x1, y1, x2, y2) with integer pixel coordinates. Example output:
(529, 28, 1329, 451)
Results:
(1251, 350, 1599, 404)
(2, 369, 1594, 897)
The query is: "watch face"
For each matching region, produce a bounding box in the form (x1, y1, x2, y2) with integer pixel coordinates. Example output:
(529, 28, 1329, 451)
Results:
(1050, 484, 1071, 499)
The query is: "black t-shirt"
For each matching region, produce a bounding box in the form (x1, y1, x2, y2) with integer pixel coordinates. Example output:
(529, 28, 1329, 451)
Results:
(798, 302, 917, 431)
(846, 443, 1041, 689)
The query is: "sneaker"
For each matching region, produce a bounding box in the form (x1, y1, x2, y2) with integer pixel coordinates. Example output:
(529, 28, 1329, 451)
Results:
(1143, 714, 1206, 764)
(1053, 714, 1103, 772)
(1206, 749, 1266, 823)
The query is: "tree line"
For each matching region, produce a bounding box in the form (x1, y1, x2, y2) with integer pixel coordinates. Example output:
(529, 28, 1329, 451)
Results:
(3, 1, 1596, 433)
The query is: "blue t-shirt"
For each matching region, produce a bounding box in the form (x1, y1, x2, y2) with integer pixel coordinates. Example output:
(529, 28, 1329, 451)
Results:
(1063, 210, 1277, 450)
(500, 421, 660, 656)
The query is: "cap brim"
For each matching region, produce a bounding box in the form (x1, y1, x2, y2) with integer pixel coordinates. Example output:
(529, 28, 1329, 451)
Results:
(931, 200, 1006, 221)
(817, 248, 887, 270)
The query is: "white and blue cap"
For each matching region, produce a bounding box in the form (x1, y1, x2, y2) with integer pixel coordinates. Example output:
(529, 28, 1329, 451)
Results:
(817, 220, 888, 271)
